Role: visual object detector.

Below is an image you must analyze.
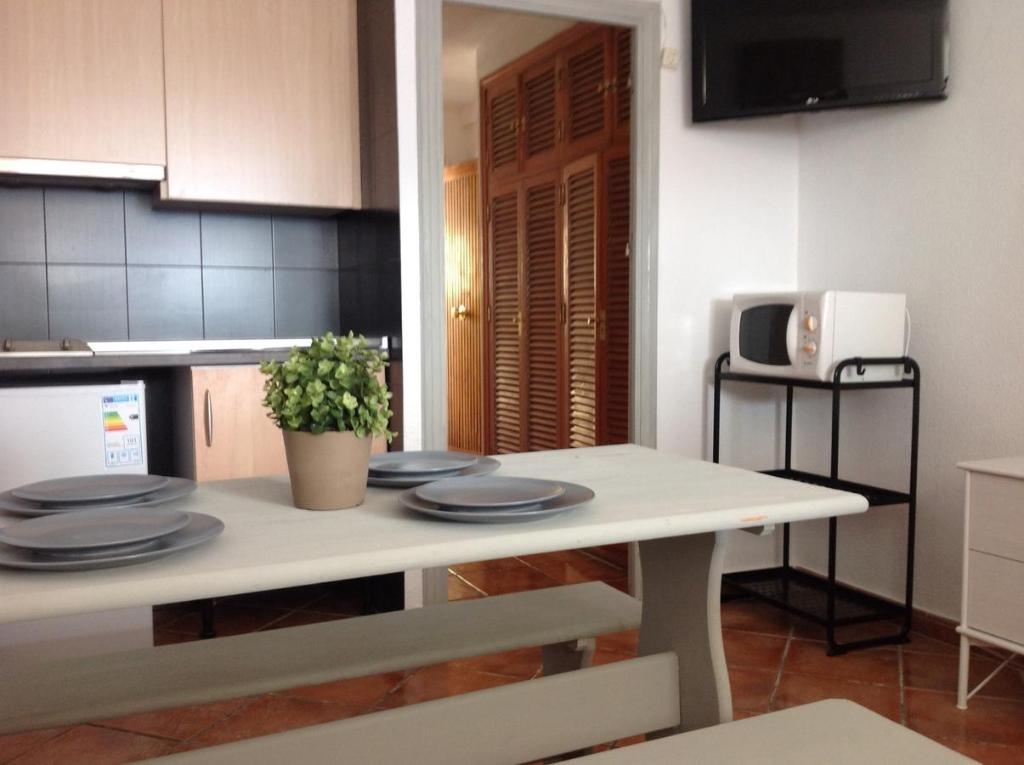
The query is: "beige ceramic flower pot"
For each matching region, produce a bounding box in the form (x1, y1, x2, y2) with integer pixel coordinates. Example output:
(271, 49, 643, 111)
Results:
(281, 430, 372, 510)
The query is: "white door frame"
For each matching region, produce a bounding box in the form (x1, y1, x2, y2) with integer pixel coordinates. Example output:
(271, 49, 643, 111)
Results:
(397, 0, 660, 605)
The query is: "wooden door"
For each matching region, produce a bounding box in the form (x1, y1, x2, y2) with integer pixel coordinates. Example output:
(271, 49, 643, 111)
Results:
(602, 146, 631, 444)
(561, 29, 611, 162)
(187, 366, 287, 482)
(611, 27, 632, 145)
(488, 182, 525, 453)
(482, 74, 521, 184)
(520, 56, 561, 177)
(0, 0, 165, 168)
(562, 155, 600, 448)
(522, 171, 565, 451)
(444, 162, 485, 455)
(161, 0, 360, 208)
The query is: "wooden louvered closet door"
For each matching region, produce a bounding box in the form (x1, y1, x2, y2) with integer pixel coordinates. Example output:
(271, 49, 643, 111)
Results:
(521, 57, 560, 177)
(488, 183, 524, 453)
(611, 27, 632, 145)
(561, 30, 611, 161)
(484, 76, 520, 183)
(563, 155, 600, 448)
(522, 171, 564, 450)
(602, 146, 631, 444)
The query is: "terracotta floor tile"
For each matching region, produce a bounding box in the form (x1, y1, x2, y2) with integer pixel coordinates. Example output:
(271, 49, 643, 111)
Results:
(903, 630, 960, 655)
(904, 650, 1024, 701)
(720, 599, 793, 637)
(595, 629, 639, 656)
(152, 627, 198, 646)
(728, 666, 776, 713)
(447, 573, 485, 601)
(189, 694, 363, 747)
(379, 663, 520, 709)
(160, 601, 291, 638)
(151, 602, 198, 628)
(783, 638, 900, 686)
(450, 558, 561, 596)
(605, 577, 631, 594)
(905, 689, 1024, 747)
(221, 583, 332, 612)
(517, 549, 625, 585)
(450, 647, 543, 679)
(258, 609, 345, 631)
(584, 544, 629, 569)
(791, 618, 903, 645)
(96, 697, 252, 741)
(276, 671, 407, 706)
(723, 628, 787, 672)
(932, 736, 1024, 764)
(0, 726, 68, 764)
(8, 725, 172, 765)
(773, 672, 901, 721)
(591, 648, 634, 666)
(302, 586, 365, 616)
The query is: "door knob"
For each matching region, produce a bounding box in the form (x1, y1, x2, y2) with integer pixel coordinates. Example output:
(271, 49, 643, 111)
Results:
(450, 304, 468, 320)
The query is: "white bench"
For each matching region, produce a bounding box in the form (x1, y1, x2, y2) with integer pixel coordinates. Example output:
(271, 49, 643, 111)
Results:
(0, 581, 640, 735)
(143, 669, 971, 765)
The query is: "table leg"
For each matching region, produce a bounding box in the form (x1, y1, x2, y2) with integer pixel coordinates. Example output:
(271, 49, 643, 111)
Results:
(637, 531, 732, 733)
(542, 638, 596, 674)
(957, 634, 970, 710)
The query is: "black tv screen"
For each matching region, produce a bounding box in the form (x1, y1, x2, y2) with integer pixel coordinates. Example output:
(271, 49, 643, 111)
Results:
(692, 0, 950, 122)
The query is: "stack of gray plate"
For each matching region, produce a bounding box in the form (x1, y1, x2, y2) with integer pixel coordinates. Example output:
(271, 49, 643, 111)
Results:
(368, 450, 500, 488)
(401, 475, 594, 523)
(0, 475, 220, 571)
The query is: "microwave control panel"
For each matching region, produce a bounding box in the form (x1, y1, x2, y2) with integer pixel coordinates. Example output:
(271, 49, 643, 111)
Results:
(800, 309, 819, 362)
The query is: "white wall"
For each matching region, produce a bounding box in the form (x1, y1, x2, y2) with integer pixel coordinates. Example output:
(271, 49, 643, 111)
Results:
(793, 0, 1024, 618)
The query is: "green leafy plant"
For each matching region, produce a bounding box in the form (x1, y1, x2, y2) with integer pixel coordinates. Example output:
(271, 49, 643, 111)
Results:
(260, 333, 393, 440)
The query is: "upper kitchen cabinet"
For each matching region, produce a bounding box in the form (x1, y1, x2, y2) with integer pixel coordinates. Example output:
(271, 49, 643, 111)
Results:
(160, 0, 362, 209)
(0, 0, 166, 179)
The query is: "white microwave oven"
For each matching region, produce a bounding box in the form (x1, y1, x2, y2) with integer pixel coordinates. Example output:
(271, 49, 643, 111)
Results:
(729, 291, 908, 382)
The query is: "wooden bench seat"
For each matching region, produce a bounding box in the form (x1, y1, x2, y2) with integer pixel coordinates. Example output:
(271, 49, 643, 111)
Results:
(0, 581, 640, 735)
(575, 700, 973, 765)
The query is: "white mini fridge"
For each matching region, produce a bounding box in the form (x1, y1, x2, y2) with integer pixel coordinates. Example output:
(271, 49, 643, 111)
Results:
(0, 382, 155, 663)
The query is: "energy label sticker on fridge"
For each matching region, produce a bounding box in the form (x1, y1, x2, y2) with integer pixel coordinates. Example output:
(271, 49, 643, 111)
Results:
(102, 393, 144, 467)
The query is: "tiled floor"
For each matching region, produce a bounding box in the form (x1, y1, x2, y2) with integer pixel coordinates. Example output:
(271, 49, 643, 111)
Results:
(3, 547, 1023, 764)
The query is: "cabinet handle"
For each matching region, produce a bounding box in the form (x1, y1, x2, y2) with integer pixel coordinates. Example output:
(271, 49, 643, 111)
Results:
(204, 389, 214, 447)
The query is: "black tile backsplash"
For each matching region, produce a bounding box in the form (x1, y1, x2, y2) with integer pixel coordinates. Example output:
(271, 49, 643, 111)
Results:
(0, 185, 390, 342)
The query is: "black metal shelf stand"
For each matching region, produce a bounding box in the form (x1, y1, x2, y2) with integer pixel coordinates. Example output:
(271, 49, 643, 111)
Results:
(713, 353, 920, 655)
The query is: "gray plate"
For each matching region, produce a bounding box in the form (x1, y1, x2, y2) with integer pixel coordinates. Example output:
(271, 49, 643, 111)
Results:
(416, 476, 564, 511)
(0, 507, 190, 551)
(0, 477, 198, 517)
(0, 512, 224, 571)
(369, 451, 478, 476)
(12, 474, 170, 505)
(368, 457, 500, 489)
(401, 481, 594, 523)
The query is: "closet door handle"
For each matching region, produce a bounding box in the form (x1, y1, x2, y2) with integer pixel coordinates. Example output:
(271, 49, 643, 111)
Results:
(204, 389, 214, 447)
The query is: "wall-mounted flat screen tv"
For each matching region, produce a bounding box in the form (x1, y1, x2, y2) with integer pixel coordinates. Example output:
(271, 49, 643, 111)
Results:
(692, 0, 950, 122)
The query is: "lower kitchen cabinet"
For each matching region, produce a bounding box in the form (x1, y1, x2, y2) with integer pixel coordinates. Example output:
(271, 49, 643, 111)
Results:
(174, 365, 287, 482)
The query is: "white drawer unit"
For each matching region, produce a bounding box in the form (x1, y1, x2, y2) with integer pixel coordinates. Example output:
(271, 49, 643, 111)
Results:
(956, 456, 1024, 709)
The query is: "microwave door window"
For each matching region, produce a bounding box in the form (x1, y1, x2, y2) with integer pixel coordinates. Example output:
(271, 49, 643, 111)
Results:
(739, 305, 794, 365)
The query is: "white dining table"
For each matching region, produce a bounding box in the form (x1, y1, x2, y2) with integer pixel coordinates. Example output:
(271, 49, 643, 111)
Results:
(0, 444, 867, 749)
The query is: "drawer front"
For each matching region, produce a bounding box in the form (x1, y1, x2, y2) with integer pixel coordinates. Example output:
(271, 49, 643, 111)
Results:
(969, 473, 1024, 563)
(967, 550, 1024, 644)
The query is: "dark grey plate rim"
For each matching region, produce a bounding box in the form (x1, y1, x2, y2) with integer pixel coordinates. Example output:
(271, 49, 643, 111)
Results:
(12, 474, 171, 505)
(0, 512, 224, 571)
(0, 477, 198, 517)
(367, 457, 500, 488)
(369, 451, 479, 475)
(400, 481, 594, 523)
(0, 507, 191, 551)
(415, 476, 565, 510)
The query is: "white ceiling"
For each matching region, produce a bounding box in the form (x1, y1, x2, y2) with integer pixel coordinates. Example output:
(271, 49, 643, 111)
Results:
(442, 3, 574, 108)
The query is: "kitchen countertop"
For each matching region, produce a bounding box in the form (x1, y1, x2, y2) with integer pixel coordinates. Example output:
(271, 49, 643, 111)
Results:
(0, 337, 394, 376)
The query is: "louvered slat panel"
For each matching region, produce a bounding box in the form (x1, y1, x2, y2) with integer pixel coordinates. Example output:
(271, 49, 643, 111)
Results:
(488, 88, 519, 174)
(523, 179, 561, 451)
(604, 153, 631, 444)
(490, 190, 522, 453)
(566, 40, 606, 144)
(564, 161, 598, 448)
(523, 64, 557, 161)
(444, 162, 485, 454)
(614, 28, 631, 130)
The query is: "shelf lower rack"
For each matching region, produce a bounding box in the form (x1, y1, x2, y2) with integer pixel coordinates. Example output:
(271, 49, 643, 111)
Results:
(760, 469, 911, 507)
(723, 567, 906, 627)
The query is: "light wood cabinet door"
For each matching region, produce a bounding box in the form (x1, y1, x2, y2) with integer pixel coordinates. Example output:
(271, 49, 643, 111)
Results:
(0, 0, 166, 169)
(161, 0, 361, 209)
(184, 366, 287, 482)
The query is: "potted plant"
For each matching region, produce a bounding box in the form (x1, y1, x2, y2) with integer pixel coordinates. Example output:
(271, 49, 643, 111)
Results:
(260, 333, 393, 510)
